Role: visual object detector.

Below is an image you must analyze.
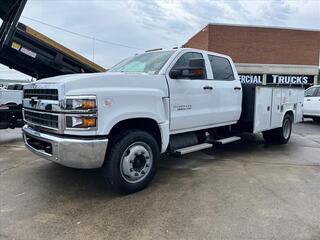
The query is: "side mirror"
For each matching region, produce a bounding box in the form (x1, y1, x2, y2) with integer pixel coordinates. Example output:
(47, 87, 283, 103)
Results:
(169, 69, 181, 79)
(169, 58, 205, 79)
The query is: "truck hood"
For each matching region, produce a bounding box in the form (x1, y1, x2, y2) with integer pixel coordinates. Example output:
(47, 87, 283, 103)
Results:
(26, 72, 169, 97)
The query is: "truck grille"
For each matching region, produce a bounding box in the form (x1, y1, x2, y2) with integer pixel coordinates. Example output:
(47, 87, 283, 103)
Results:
(24, 110, 59, 129)
(24, 89, 59, 100)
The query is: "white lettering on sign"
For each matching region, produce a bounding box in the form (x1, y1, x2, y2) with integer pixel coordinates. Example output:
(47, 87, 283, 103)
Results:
(271, 75, 308, 85)
(239, 75, 262, 84)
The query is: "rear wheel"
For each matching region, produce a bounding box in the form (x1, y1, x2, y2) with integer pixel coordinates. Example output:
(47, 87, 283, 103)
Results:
(312, 117, 320, 123)
(102, 129, 159, 194)
(262, 130, 275, 143)
(263, 113, 292, 144)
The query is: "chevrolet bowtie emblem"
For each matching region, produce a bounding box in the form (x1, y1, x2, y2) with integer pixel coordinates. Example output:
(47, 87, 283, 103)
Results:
(29, 97, 38, 107)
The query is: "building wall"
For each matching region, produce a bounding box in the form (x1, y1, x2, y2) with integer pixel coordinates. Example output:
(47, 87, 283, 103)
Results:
(184, 24, 320, 66)
(183, 26, 209, 51)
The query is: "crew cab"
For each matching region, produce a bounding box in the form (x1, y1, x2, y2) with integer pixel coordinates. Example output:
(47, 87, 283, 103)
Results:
(22, 48, 304, 194)
(303, 85, 320, 122)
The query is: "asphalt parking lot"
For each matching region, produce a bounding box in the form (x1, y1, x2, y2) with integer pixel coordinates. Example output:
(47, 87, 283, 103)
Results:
(1, 120, 320, 240)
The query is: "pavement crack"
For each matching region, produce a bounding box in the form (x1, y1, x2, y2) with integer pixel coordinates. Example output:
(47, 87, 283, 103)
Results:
(0, 163, 27, 175)
(0, 158, 45, 175)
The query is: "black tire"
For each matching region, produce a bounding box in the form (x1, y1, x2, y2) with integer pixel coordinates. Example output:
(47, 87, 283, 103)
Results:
(312, 117, 320, 123)
(262, 130, 276, 143)
(102, 129, 159, 194)
(263, 113, 292, 144)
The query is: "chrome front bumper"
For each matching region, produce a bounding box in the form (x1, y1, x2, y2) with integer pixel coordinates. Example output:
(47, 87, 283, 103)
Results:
(22, 125, 108, 169)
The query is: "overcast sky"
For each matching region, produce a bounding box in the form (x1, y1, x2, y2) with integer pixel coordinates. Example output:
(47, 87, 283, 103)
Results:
(0, 0, 319, 80)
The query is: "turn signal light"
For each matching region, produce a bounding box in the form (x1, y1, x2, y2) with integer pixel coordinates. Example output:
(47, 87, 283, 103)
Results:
(82, 100, 96, 109)
(83, 118, 96, 127)
(66, 116, 97, 128)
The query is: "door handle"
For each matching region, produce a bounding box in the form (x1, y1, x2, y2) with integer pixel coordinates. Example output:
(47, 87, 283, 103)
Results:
(203, 86, 213, 90)
(306, 99, 311, 101)
(234, 86, 241, 90)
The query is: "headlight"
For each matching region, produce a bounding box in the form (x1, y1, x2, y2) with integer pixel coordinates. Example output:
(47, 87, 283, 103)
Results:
(66, 116, 97, 128)
(65, 96, 96, 111)
(64, 96, 97, 130)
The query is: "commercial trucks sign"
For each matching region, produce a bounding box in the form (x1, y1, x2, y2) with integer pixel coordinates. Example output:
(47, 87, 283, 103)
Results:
(266, 74, 314, 86)
(239, 74, 263, 84)
(240, 74, 314, 86)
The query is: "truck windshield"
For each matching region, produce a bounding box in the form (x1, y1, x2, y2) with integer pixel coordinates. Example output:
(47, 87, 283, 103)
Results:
(109, 50, 175, 74)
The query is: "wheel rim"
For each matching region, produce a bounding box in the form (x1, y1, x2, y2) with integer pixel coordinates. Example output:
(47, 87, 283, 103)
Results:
(283, 118, 291, 139)
(120, 142, 153, 184)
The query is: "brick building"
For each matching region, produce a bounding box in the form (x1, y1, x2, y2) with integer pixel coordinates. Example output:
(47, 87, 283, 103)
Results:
(184, 24, 320, 87)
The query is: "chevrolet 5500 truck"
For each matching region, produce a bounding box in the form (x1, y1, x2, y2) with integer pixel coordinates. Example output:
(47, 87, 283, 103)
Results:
(22, 48, 304, 193)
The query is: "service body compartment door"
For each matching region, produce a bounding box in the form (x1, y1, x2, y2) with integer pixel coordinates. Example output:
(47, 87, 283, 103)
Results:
(280, 88, 299, 123)
(270, 88, 282, 129)
(295, 89, 304, 123)
(250, 86, 304, 133)
(253, 87, 272, 133)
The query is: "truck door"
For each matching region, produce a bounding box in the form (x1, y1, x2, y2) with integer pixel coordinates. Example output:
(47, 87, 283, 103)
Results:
(207, 54, 242, 123)
(314, 88, 320, 115)
(167, 51, 215, 132)
(304, 87, 319, 116)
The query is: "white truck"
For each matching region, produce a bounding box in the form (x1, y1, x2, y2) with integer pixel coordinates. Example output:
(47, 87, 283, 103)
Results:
(0, 84, 25, 129)
(303, 85, 320, 122)
(22, 48, 304, 193)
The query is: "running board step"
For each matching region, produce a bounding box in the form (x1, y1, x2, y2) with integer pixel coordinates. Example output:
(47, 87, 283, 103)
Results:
(215, 136, 241, 145)
(174, 143, 213, 155)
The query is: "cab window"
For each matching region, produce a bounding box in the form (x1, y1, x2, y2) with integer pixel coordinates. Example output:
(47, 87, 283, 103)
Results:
(305, 87, 318, 97)
(208, 55, 235, 81)
(172, 52, 206, 80)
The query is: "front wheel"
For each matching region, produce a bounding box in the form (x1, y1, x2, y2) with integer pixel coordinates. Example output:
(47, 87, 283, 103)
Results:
(102, 129, 159, 194)
(263, 113, 292, 144)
